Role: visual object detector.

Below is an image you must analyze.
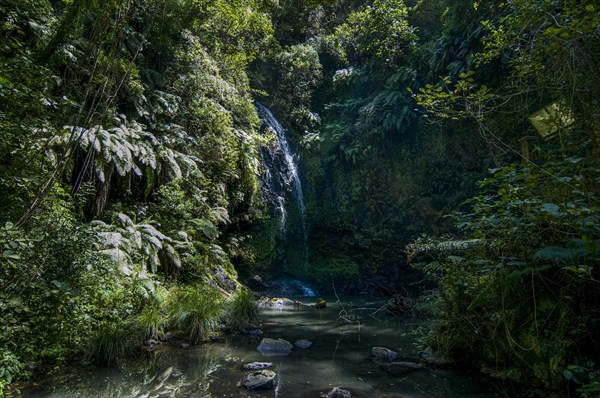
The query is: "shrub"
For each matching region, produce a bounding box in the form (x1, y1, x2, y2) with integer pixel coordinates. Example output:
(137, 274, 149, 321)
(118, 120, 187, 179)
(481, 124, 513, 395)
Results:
(136, 302, 167, 340)
(88, 322, 135, 366)
(227, 289, 259, 330)
(168, 284, 225, 343)
(408, 158, 600, 392)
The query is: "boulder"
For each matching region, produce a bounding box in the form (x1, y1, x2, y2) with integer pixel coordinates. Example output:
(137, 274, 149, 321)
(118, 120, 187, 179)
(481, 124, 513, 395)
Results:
(320, 387, 352, 398)
(294, 339, 312, 349)
(371, 347, 399, 362)
(257, 338, 293, 355)
(243, 362, 273, 370)
(256, 337, 294, 356)
(243, 369, 277, 390)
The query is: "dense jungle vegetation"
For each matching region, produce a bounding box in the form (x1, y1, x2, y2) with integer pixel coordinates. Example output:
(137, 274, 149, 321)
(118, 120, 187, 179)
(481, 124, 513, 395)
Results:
(1, 0, 598, 396)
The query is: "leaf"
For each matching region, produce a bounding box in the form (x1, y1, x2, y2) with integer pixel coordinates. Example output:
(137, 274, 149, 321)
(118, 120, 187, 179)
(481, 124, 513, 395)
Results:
(563, 369, 573, 380)
(188, 218, 219, 239)
(117, 213, 134, 227)
(534, 246, 586, 264)
(540, 203, 561, 215)
(210, 207, 230, 224)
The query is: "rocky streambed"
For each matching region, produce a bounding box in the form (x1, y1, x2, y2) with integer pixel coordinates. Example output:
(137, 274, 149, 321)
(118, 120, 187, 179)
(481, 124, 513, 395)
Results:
(20, 296, 500, 398)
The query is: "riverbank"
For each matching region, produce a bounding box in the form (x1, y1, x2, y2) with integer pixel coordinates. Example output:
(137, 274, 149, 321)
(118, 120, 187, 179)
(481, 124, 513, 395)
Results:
(17, 297, 500, 398)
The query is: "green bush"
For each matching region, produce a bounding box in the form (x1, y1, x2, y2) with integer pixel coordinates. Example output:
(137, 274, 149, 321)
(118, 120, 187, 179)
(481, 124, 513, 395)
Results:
(227, 289, 259, 330)
(168, 284, 225, 344)
(409, 158, 600, 392)
(136, 302, 168, 340)
(88, 322, 135, 366)
(0, 348, 24, 395)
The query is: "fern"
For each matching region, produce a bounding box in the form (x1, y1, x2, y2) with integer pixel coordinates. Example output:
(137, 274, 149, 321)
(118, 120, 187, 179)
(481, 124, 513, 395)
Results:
(534, 245, 587, 265)
(188, 218, 219, 240)
(51, 115, 200, 184)
(209, 206, 230, 225)
(93, 213, 181, 275)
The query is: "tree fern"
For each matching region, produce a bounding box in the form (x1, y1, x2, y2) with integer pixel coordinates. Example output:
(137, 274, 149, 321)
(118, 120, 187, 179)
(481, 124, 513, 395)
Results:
(51, 116, 200, 184)
(93, 213, 182, 275)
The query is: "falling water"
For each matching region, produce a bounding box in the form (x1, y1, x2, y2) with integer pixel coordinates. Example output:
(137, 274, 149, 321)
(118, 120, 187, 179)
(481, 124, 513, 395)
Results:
(262, 167, 287, 231)
(257, 104, 309, 271)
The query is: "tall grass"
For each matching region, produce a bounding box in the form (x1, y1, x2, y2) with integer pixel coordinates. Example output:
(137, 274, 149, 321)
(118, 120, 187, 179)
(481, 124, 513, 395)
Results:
(227, 288, 259, 330)
(136, 303, 167, 339)
(168, 284, 225, 343)
(89, 322, 134, 365)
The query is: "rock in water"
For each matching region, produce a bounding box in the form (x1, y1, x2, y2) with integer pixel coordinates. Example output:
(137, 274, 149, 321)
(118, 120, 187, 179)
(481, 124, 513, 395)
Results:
(314, 298, 327, 309)
(371, 347, 399, 362)
(158, 332, 175, 342)
(242, 328, 264, 336)
(378, 361, 424, 375)
(259, 297, 301, 307)
(320, 387, 352, 398)
(295, 339, 312, 349)
(257, 338, 293, 355)
(243, 362, 273, 370)
(243, 369, 277, 390)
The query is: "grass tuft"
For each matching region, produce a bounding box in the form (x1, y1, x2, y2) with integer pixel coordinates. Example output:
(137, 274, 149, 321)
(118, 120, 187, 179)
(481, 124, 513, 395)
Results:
(168, 284, 225, 343)
(227, 288, 259, 330)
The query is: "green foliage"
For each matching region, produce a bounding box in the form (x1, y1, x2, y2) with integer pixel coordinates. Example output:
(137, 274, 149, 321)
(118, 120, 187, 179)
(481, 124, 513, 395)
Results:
(134, 287, 168, 340)
(272, 43, 323, 134)
(0, 348, 23, 395)
(0, 0, 272, 392)
(310, 255, 359, 284)
(328, 0, 416, 65)
(413, 71, 493, 121)
(168, 284, 225, 344)
(409, 155, 600, 390)
(564, 362, 600, 398)
(88, 322, 135, 366)
(227, 289, 259, 330)
(404, 3, 600, 393)
(0, 204, 150, 389)
(92, 213, 182, 276)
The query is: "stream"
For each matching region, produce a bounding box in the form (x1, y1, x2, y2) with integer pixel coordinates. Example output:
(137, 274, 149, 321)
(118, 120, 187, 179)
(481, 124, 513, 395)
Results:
(20, 296, 500, 398)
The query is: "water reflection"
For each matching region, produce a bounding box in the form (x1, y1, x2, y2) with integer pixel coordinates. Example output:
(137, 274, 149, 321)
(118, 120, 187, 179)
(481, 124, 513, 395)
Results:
(22, 298, 499, 398)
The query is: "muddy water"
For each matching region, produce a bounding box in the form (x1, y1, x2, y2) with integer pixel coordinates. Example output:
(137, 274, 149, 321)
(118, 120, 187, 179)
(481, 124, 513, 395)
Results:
(21, 297, 499, 397)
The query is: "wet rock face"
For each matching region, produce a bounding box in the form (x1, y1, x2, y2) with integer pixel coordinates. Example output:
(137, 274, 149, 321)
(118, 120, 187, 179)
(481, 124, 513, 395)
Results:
(243, 369, 277, 390)
(257, 338, 294, 356)
(212, 266, 237, 293)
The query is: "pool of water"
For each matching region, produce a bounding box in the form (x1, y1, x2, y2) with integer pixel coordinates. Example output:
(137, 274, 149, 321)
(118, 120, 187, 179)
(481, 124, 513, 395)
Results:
(20, 297, 500, 397)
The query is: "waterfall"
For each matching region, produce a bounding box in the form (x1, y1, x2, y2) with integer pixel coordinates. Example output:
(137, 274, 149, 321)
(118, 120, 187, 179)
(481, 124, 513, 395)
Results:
(257, 104, 309, 271)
